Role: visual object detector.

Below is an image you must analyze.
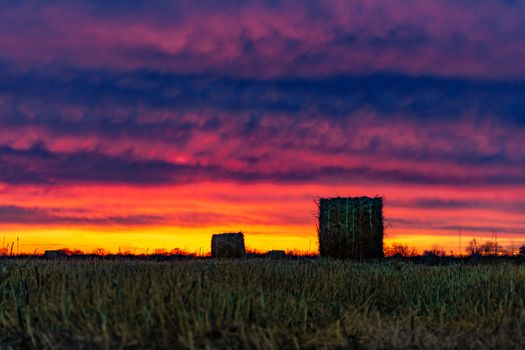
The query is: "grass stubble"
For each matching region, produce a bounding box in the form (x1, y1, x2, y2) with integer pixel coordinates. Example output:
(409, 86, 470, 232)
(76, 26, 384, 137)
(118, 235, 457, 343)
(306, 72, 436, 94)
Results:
(0, 259, 524, 349)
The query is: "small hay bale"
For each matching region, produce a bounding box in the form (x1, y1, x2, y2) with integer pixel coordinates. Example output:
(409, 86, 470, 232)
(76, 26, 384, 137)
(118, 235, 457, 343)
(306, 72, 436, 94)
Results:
(44, 250, 67, 258)
(421, 252, 440, 265)
(267, 250, 286, 259)
(318, 196, 383, 259)
(211, 232, 245, 258)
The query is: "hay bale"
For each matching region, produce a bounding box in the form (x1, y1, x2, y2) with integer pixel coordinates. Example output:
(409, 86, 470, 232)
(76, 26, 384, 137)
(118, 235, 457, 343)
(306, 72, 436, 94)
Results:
(421, 252, 440, 265)
(267, 250, 286, 259)
(44, 250, 67, 258)
(211, 232, 245, 258)
(318, 197, 383, 259)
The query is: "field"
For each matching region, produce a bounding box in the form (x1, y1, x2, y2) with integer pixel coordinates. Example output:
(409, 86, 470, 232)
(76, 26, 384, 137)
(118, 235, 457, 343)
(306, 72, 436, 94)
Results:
(0, 259, 524, 349)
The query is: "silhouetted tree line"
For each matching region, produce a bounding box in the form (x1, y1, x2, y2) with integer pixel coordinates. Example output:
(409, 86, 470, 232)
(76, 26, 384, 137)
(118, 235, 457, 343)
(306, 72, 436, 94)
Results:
(385, 239, 525, 258)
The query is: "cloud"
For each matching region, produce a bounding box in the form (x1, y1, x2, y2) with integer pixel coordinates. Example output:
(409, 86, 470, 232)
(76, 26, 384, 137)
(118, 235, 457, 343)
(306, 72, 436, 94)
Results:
(0, 205, 163, 226)
(0, 143, 190, 185)
(0, 142, 524, 187)
(0, 204, 306, 228)
(390, 198, 525, 215)
(0, 0, 525, 78)
(1, 69, 524, 170)
(1, 69, 525, 190)
(2, 69, 525, 127)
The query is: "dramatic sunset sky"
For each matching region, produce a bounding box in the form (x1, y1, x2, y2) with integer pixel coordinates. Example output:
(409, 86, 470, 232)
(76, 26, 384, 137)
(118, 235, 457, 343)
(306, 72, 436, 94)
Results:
(1, 0, 524, 254)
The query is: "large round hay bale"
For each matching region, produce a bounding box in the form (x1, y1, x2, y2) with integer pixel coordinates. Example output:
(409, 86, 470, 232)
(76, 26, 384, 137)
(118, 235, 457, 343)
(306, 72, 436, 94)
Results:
(211, 232, 245, 258)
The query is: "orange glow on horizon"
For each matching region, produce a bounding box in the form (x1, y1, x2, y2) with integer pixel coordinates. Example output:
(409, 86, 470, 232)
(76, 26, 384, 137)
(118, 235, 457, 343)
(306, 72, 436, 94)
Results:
(0, 182, 524, 255)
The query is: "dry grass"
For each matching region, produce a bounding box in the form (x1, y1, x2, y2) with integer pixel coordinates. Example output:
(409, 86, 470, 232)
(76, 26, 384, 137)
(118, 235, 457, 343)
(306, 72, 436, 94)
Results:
(0, 259, 524, 349)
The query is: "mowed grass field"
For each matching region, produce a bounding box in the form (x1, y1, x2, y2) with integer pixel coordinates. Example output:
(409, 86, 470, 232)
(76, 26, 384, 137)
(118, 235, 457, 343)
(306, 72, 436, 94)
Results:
(0, 259, 524, 349)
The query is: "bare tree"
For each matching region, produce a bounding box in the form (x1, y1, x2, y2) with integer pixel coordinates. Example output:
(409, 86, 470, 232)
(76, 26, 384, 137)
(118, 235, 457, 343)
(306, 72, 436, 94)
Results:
(466, 238, 480, 255)
(519, 245, 525, 257)
(384, 243, 417, 257)
(480, 241, 502, 256)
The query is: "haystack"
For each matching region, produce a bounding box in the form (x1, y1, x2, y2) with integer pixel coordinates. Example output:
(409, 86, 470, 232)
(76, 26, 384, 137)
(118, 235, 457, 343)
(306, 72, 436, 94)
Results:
(318, 197, 383, 259)
(44, 249, 67, 258)
(267, 250, 286, 259)
(211, 232, 245, 258)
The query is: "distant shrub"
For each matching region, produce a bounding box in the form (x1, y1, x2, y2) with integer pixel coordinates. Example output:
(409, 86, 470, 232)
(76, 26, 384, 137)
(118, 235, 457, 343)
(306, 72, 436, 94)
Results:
(384, 243, 417, 257)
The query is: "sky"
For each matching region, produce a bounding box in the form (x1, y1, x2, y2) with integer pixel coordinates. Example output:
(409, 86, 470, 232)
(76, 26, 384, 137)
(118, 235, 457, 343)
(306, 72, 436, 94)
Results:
(0, 0, 525, 254)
